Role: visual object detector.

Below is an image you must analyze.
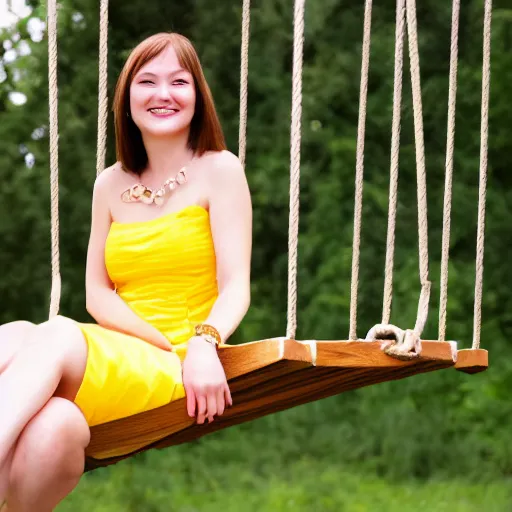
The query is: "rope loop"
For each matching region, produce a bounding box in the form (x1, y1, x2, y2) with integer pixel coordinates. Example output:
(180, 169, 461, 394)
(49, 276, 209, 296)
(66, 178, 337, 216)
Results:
(365, 323, 422, 360)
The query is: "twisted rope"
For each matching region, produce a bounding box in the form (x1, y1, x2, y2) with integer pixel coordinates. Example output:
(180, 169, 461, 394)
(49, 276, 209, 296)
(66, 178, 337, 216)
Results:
(382, 0, 406, 326)
(367, 0, 432, 360)
(439, 0, 460, 342)
(406, 0, 431, 337)
(349, 0, 373, 341)
(47, 0, 61, 319)
(473, 0, 493, 350)
(286, 0, 305, 340)
(96, 0, 109, 176)
(238, 0, 251, 168)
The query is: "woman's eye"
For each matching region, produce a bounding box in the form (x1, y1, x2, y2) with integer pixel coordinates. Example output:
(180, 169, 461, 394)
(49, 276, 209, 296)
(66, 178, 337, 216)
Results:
(140, 80, 154, 85)
(174, 79, 187, 85)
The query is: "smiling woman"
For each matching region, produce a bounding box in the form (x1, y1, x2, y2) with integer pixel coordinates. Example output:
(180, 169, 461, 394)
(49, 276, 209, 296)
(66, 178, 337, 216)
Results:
(113, 33, 227, 176)
(78, 31, 251, 425)
(0, 32, 252, 511)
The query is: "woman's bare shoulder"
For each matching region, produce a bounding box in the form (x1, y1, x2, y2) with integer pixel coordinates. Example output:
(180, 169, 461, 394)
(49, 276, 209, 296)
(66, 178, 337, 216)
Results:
(94, 161, 126, 192)
(206, 150, 244, 177)
(205, 150, 250, 209)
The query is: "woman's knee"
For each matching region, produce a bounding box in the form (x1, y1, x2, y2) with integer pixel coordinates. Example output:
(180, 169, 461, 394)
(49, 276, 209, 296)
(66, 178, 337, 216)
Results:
(39, 316, 84, 346)
(0, 321, 37, 372)
(29, 316, 88, 400)
(38, 316, 87, 365)
(11, 398, 90, 484)
(3, 317, 83, 358)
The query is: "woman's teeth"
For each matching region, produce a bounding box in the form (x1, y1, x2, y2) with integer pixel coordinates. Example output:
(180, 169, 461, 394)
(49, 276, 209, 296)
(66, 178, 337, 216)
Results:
(149, 108, 177, 114)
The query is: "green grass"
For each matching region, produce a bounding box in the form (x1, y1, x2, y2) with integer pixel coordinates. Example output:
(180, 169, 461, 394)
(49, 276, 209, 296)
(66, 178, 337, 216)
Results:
(55, 389, 512, 512)
(59, 455, 512, 512)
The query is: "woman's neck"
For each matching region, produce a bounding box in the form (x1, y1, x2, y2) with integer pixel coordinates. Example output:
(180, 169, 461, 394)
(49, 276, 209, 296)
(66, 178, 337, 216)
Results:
(141, 131, 195, 180)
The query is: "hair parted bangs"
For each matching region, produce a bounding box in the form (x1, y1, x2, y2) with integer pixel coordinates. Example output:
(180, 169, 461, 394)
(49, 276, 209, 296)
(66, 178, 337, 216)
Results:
(112, 33, 227, 175)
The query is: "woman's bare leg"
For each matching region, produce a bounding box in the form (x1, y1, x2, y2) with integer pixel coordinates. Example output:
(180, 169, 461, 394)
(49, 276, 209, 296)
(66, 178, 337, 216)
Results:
(0, 321, 37, 374)
(0, 450, 14, 509)
(6, 397, 90, 512)
(0, 316, 88, 481)
(0, 321, 38, 502)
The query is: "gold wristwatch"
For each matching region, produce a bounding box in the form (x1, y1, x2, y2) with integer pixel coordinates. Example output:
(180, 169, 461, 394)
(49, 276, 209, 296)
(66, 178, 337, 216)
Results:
(195, 323, 222, 347)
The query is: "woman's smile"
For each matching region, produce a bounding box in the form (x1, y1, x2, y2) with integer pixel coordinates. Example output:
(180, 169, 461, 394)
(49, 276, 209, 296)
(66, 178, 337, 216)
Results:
(148, 107, 180, 117)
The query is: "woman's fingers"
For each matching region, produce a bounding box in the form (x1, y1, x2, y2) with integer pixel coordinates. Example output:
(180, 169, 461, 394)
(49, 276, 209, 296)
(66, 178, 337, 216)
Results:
(216, 386, 225, 417)
(196, 394, 207, 424)
(224, 383, 233, 407)
(186, 386, 196, 418)
(192, 384, 229, 424)
(206, 389, 217, 423)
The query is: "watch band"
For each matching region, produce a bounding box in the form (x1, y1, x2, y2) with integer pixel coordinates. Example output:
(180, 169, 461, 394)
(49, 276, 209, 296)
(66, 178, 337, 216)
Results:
(195, 323, 222, 346)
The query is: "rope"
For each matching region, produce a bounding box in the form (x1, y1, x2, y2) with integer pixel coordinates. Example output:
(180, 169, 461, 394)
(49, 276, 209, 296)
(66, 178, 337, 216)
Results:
(406, 0, 431, 337)
(238, 0, 251, 168)
(47, 0, 61, 319)
(349, 0, 373, 341)
(439, 0, 460, 342)
(382, 0, 406, 326)
(366, 0, 431, 360)
(473, 0, 493, 350)
(96, 0, 109, 176)
(365, 323, 422, 361)
(286, 0, 305, 340)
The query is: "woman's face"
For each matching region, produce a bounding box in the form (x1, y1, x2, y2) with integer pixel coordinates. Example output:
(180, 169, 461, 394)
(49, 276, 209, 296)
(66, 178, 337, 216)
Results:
(129, 46, 196, 139)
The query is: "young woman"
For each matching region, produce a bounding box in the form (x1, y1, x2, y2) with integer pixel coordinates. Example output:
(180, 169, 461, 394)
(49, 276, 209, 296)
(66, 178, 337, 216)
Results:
(0, 32, 252, 511)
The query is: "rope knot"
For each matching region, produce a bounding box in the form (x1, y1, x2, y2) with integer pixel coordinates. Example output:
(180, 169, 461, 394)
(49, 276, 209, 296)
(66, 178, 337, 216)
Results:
(365, 323, 422, 361)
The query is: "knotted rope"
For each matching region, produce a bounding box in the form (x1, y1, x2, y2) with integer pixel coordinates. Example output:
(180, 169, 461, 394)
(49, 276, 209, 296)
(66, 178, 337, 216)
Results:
(367, 0, 431, 360)
(381, 0, 406, 328)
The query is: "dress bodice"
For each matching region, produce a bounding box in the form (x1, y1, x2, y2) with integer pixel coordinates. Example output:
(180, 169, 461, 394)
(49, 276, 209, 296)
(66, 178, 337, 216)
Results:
(105, 205, 218, 344)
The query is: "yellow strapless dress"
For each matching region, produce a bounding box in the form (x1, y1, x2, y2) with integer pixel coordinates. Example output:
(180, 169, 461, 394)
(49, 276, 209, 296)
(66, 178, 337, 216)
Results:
(72, 205, 218, 427)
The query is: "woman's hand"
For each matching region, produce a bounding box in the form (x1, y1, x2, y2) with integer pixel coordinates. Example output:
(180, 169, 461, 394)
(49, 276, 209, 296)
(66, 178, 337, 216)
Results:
(182, 336, 232, 424)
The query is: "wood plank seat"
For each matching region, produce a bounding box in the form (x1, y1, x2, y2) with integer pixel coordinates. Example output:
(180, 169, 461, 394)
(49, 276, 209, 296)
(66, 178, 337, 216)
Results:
(84, 338, 482, 472)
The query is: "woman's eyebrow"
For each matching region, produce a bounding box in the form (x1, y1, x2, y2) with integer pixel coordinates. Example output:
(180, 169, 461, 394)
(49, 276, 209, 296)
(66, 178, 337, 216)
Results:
(136, 69, 188, 78)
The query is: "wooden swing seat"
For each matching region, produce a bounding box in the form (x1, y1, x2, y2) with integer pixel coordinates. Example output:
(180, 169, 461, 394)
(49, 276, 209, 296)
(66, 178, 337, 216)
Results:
(84, 339, 487, 472)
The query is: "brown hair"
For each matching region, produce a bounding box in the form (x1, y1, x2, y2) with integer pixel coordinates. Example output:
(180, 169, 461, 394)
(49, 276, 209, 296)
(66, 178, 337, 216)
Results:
(112, 33, 227, 175)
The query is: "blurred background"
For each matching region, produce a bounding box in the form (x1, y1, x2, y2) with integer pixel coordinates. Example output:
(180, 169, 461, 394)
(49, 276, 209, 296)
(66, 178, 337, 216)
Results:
(1, 0, 511, 510)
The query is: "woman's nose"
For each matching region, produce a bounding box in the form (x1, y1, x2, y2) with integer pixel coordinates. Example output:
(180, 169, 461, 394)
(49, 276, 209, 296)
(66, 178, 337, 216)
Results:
(155, 84, 172, 101)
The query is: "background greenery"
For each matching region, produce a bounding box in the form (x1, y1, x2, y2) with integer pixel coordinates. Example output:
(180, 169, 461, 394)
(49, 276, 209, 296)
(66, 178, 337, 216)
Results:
(1, 0, 511, 510)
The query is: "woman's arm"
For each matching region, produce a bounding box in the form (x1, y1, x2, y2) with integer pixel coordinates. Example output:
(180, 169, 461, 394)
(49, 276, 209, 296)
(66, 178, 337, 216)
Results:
(85, 167, 173, 352)
(202, 151, 252, 342)
(183, 151, 252, 424)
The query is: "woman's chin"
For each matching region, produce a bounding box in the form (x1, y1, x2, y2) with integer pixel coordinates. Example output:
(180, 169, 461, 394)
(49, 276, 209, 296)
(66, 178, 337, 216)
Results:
(141, 124, 190, 138)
